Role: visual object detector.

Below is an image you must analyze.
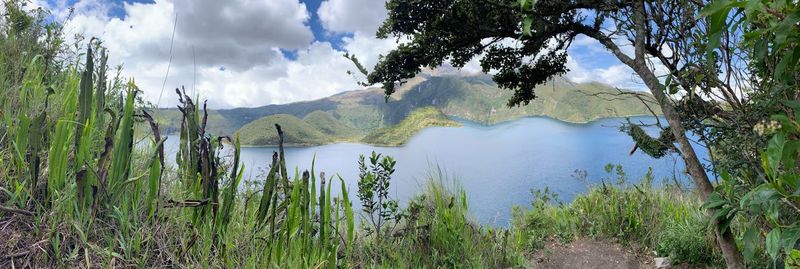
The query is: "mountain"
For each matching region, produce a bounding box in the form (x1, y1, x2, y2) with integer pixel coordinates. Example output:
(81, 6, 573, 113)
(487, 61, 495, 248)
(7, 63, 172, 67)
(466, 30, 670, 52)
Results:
(154, 74, 658, 146)
(235, 114, 335, 146)
(361, 107, 460, 146)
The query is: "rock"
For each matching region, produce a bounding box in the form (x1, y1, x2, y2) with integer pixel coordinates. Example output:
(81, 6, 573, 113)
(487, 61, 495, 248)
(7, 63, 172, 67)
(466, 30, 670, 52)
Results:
(654, 257, 671, 269)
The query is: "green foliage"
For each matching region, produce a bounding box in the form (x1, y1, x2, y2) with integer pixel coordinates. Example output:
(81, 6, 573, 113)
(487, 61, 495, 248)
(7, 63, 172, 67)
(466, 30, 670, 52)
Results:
(655, 211, 719, 265)
(704, 110, 800, 266)
(370, 0, 575, 105)
(9, 1, 792, 268)
(703, 0, 800, 83)
(357, 151, 401, 246)
(698, 1, 800, 267)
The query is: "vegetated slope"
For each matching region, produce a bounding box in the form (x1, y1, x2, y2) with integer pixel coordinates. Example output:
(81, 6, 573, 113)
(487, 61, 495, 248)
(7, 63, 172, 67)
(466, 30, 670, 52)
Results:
(394, 75, 656, 124)
(302, 110, 359, 138)
(151, 98, 339, 135)
(362, 107, 461, 146)
(157, 74, 656, 144)
(235, 114, 332, 146)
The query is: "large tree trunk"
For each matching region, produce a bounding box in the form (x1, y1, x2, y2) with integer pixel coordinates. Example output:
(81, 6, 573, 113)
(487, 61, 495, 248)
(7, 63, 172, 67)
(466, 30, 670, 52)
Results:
(632, 62, 745, 269)
(596, 2, 746, 268)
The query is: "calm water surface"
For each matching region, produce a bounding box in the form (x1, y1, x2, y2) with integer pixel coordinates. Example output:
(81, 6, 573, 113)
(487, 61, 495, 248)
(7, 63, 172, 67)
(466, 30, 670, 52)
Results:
(164, 116, 704, 226)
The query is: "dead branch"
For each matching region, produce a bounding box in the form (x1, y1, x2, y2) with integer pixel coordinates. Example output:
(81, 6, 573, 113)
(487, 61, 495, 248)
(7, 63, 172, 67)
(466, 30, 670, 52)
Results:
(0, 205, 33, 216)
(163, 199, 217, 208)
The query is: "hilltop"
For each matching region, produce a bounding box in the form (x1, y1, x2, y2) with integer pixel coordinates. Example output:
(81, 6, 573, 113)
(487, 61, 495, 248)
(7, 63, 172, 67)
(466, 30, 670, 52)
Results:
(154, 74, 657, 146)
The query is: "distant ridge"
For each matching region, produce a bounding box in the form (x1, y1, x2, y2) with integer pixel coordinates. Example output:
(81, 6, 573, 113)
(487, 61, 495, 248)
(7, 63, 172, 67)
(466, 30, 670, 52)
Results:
(154, 74, 657, 146)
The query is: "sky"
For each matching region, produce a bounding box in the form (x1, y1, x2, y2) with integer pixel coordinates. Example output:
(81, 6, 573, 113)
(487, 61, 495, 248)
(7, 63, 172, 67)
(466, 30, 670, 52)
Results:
(28, 0, 650, 109)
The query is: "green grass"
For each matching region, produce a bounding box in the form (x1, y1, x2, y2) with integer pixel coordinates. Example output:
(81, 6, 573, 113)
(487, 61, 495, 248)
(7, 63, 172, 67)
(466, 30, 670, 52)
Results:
(361, 107, 461, 146)
(510, 166, 724, 267)
(349, 166, 528, 268)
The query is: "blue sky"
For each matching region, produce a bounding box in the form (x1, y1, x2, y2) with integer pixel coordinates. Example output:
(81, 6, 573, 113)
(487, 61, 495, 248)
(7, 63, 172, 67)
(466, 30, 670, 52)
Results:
(33, 0, 644, 108)
(301, 0, 351, 50)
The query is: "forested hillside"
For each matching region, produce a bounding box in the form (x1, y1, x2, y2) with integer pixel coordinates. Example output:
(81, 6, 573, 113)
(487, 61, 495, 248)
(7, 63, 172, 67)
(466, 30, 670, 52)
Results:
(158, 74, 657, 146)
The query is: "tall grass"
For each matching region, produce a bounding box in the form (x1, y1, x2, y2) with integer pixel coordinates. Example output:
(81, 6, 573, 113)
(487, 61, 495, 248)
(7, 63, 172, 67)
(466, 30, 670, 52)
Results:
(1, 12, 358, 265)
(348, 166, 529, 268)
(510, 166, 723, 267)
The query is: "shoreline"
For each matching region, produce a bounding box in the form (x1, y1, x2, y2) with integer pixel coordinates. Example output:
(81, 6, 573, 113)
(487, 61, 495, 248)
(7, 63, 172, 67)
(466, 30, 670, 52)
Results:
(234, 113, 663, 148)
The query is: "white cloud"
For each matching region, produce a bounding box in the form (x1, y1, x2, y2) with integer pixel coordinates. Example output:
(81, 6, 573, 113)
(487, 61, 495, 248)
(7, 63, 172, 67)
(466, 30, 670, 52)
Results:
(341, 31, 403, 70)
(38, 0, 672, 109)
(318, 0, 387, 34)
(51, 0, 379, 109)
(566, 53, 644, 90)
(564, 33, 674, 91)
(41, 0, 413, 109)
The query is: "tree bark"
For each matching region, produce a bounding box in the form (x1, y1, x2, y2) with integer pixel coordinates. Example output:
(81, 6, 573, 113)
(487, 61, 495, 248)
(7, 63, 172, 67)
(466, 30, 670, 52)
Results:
(582, 1, 746, 268)
(633, 59, 745, 269)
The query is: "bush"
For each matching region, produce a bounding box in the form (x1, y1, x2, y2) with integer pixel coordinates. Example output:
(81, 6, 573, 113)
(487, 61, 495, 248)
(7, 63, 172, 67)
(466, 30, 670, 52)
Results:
(655, 212, 720, 266)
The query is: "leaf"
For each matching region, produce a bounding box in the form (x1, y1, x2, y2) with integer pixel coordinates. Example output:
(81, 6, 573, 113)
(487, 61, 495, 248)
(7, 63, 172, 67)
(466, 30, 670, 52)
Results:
(767, 228, 782, 260)
(709, 207, 733, 233)
(338, 175, 354, 247)
(783, 226, 800, 256)
(522, 17, 532, 36)
(787, 249, 800, 268)
(702, 192, 727, 209)
(781, 100, 800, 110)
(754, 37, 768, 61)
(774, 12, 800, 47)
(771, 114, 797, 133)
(740, 183, 778, 208)
(742, 225, 759, 261)
(766, 133, 787, 179)
(664, 75, 677, 94)
(702, 0, 733, 53)
(699, 0, 732, 17)
(774, 47, 798, 79)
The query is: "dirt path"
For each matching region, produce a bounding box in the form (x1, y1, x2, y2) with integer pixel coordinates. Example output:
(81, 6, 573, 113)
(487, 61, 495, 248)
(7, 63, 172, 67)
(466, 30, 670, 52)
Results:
(530, 238, 653, 269)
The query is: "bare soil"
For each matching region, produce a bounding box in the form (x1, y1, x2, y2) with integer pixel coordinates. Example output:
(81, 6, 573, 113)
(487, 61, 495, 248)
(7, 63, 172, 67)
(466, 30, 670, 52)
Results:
(529, 238, 699, 269)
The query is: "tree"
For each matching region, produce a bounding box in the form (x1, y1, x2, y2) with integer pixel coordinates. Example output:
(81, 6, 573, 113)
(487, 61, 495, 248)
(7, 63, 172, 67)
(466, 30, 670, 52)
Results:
(360, 0, 746, 267)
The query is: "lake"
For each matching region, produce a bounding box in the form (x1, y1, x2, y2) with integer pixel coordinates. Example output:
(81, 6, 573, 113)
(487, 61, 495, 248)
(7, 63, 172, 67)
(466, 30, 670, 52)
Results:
(163, 116, 703, 226)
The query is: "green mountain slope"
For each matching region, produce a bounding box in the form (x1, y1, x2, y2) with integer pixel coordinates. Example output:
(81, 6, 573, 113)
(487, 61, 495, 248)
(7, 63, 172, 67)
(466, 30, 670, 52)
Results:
(302, 111, 359, 138)
(393, 75, 655, 124)
(155, 74, 658, 146)
(235, 114, 332, 146)
(362, 107, 461, 146)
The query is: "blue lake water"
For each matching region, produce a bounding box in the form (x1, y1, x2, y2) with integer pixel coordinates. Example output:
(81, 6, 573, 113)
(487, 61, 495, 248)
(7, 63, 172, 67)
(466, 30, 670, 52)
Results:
(163, 116, 705, 226)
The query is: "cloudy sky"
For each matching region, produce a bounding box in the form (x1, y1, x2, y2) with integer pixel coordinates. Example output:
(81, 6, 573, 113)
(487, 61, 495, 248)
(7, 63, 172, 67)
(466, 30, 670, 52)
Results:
(32, 0, 645, 108)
